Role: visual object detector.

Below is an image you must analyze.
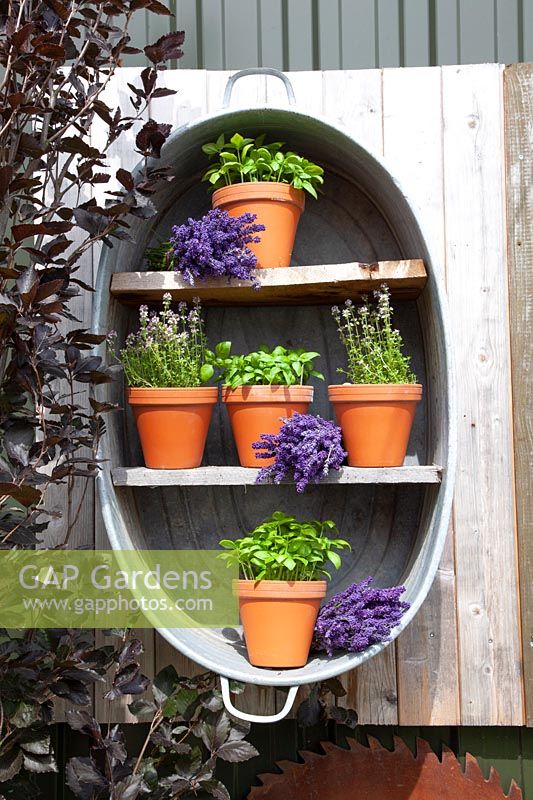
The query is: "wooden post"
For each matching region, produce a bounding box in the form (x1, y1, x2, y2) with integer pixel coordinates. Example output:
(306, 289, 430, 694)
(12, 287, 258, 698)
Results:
(504, 62, 533, 727)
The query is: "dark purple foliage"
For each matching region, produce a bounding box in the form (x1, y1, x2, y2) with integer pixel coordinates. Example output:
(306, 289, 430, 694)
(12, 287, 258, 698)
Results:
(313, 577, 410, 656)
(253, 412, 347, 492)
(169, 208, 265, 286)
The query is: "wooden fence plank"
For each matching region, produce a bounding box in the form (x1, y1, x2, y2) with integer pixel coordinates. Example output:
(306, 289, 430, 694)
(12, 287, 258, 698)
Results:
(442, 63, 523, 725)
(322, 67, 399, 726)
(266, 69, 322, 116)
(381, 65, 460, 726)
(322, 68, 382, 157)
(504, 62, 533, 727)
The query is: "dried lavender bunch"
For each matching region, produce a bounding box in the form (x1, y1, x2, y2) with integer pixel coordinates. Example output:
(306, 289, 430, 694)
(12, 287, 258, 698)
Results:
(153, 208, 266, 286)
(332, 283, 416, 384)
(253, 413, 347, 492)
(118, 294, 211, 388)
(313, 577, 410, 656)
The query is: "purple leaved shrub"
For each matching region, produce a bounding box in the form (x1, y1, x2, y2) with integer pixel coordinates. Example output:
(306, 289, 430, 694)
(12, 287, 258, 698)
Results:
(313, 577, 410, 656)
(169, 208, 265, 286)
(253, 412, 347, 492)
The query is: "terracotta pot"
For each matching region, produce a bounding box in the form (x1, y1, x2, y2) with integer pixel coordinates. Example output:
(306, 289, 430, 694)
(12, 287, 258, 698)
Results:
(328, 384, 423, 467)
(222, 385, 314, 467)
(127, 387, 218, 469)
(212, 182, 305, 269)
(236, 579, 327, 668)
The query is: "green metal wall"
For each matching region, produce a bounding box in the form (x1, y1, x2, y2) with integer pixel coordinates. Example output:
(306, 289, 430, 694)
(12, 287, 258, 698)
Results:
(128, 0, 533, 69)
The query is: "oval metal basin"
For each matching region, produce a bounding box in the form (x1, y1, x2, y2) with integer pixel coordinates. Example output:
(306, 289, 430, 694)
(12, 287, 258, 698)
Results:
(93, 105, 456, 688)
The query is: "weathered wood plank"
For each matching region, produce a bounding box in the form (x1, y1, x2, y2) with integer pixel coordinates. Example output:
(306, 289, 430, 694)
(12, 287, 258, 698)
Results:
(382, 66, 460, 726)
(320, 66, 399, 726)
(112, 465, 442, 487)
(504, 63, 533, 726)
(443, 63, 523, 725)
(322, 69, 383, 158)
(266, 70, 323, 116)
(110, 260, 427, 306)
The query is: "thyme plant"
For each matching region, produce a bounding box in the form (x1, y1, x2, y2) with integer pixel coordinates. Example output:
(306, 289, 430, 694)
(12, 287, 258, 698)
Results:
(118, 294, 211, 388)
(332, 283, 417, 384)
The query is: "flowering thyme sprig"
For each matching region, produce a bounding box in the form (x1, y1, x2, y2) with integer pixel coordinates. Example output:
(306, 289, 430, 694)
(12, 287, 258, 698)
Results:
(253, 413, 347, 492)
(145, 209, 265, 287)
(332, 283, 416, 384)
(119, 294, 211, 388)
(312, 577, 410, 656)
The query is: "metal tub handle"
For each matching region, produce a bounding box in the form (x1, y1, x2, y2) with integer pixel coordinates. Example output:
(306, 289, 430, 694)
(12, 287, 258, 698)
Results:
(220, 676, 299, 724)
(222, 67, 296, 108)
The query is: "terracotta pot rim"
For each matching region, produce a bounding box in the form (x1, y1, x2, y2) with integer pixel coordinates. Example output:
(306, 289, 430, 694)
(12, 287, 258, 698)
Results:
(127, 386, 218, 405)
(328, 383, 423, 399)
(235, 578, 327, 599)
(212, 181, 305, 210)
(222, 385, 314, 403)
(328, 383, 423, 389)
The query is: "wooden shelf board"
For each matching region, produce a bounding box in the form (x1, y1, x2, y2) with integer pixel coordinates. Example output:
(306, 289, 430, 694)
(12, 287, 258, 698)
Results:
(109, 260, 427, 306)
(111, 464, 442, 487)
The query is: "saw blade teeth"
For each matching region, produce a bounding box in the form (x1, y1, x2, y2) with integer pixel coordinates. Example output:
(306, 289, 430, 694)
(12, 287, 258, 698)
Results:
(346, 736, 365, 752)
(415, 737, 435, 758)
(247, 736, 524, 799)
(393, 735, 415, 758)
(299, 750, 321, 764)
(508, 778, 524, 799)
(275, 758, 300, 773)
(488, 766, 504, 788)
(464, 750, 486, 782)
(366, 735, 384, 751)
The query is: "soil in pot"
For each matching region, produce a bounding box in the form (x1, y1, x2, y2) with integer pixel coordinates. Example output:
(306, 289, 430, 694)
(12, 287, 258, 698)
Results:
(222, 385, 314, 467)
(128, 387, 218, 469)
(212, 182, 305, 268)
(236, 579, 327, 668)
(328, 384, 423, 467)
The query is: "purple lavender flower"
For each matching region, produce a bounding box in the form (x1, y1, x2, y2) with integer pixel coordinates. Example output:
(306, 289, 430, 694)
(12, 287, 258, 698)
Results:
(312, 577, 410, 657)
(253, 413, 347, 493)
(169, 208, 265, 287)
